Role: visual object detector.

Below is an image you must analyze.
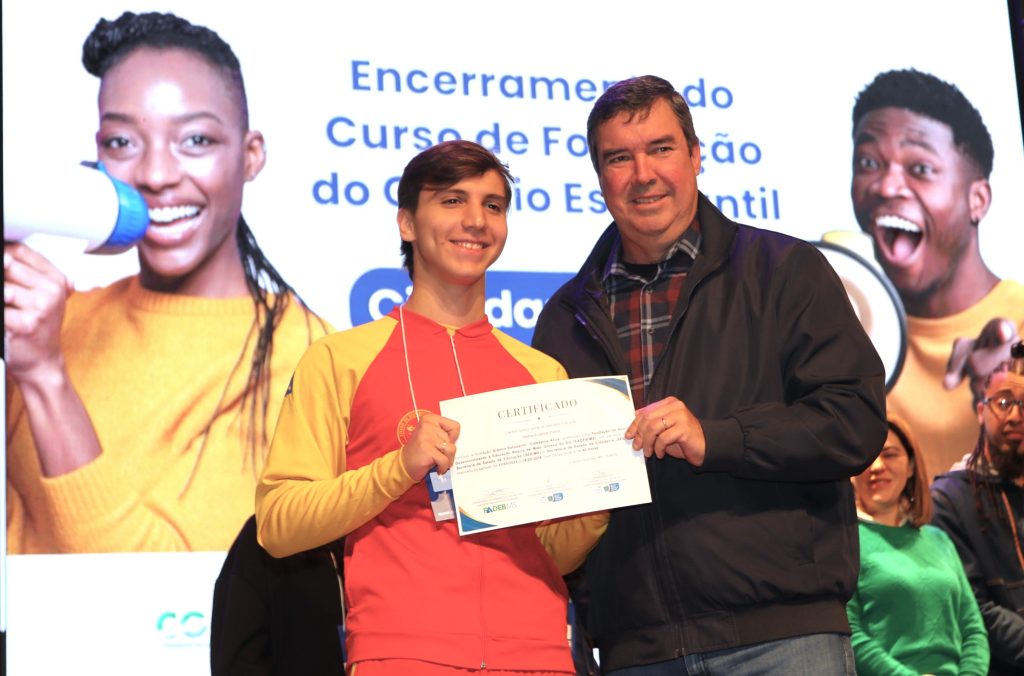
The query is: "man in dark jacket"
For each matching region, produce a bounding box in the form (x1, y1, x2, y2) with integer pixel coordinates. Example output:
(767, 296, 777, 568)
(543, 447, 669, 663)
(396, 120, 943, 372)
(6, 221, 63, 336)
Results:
(932, 342, 1024, 676)
(532, 74, 887, 674)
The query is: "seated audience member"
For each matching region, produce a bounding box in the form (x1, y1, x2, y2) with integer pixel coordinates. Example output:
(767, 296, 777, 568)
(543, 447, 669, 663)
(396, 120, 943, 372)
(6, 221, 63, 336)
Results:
(932, 341, 1024, 675)
(848, 415, 989, 675)
(210, 515, 345, 675)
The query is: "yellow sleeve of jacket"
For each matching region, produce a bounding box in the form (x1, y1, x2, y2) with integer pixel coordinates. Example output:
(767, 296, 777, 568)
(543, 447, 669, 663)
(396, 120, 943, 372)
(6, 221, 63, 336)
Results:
(256, 319, 417, 558)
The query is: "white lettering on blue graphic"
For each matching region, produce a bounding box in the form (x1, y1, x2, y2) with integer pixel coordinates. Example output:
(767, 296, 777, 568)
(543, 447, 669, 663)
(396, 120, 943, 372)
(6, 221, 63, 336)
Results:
(368, 287, 408, 320)
(485, 289, 544, 330)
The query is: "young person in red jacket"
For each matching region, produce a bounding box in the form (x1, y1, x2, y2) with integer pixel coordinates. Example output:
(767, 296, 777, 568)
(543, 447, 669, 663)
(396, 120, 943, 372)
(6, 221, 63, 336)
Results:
(256, 140, 607, 676)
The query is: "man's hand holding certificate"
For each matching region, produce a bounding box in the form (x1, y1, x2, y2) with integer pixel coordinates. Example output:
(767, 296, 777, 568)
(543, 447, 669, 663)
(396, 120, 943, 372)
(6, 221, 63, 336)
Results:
(439, 376, 651, 535)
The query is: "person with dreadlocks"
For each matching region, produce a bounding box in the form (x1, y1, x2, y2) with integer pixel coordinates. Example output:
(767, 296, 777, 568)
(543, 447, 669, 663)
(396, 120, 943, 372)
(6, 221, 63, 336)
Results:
(932, 341, 1024, 675)
(3, 10, 329, 553)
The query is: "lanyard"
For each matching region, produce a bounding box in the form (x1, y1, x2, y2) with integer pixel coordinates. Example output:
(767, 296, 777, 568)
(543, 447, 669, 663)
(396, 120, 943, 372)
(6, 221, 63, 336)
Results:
(398, 304, 467, 522)
(399, 304, 468, 420)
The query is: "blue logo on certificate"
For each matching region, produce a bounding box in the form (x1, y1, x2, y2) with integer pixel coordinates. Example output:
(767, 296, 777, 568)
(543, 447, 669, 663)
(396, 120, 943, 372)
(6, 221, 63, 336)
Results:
(604, 483, 620, 493)
(546, 493, 564, 502)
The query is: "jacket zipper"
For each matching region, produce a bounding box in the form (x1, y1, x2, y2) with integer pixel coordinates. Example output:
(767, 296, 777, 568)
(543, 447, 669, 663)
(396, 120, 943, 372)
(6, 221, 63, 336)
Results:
(574, 299, 684, 638)
(572, 245, 727, 654)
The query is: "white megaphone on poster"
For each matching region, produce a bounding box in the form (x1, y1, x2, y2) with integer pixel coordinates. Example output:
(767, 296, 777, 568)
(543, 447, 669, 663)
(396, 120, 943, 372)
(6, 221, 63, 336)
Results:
(814, 230, 908, 392)
(3, 162, 149, 254)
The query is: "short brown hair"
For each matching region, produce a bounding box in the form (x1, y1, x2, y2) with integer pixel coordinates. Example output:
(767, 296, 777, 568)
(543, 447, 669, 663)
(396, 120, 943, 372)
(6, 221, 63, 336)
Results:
(886, 414, 933, 527)
(586, 75, 699, 172)
(396, 140, 514, 278)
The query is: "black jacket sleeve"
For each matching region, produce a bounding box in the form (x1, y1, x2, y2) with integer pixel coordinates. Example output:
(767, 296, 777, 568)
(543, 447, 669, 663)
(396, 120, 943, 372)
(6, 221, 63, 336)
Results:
(699, 242, 886, 482)
(932, 485, 1024, 670)
(211, 516, 274, 676)
(210, 516, 346, 676)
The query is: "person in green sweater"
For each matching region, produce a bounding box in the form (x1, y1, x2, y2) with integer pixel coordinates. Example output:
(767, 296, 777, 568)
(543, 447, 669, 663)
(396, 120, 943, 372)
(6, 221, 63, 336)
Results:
(848, 414, 989, 675)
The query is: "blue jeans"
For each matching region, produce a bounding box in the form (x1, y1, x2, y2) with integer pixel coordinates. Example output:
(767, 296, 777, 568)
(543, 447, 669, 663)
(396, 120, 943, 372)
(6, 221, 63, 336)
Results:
(606, 633, 855, 676)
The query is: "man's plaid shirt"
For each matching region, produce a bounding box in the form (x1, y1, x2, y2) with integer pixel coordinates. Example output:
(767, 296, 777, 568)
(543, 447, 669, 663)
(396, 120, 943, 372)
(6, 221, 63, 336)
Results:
(601, 224, 701, 408)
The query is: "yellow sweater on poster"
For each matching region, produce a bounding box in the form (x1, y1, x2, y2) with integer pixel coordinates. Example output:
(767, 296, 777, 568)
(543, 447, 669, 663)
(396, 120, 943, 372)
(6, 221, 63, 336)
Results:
(887, 279, 1024, 482)
(6, 276, 331, 553)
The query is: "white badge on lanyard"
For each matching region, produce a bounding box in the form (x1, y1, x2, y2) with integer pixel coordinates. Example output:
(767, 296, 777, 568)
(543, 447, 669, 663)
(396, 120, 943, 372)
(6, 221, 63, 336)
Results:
(427, 468, 455, 521)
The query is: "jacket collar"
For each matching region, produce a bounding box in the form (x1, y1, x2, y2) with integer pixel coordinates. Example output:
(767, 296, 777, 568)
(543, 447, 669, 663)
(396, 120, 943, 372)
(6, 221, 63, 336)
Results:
(564, 191, 738, 309)
(939, 463, 1024, 488)
(387, 305, 493, 339)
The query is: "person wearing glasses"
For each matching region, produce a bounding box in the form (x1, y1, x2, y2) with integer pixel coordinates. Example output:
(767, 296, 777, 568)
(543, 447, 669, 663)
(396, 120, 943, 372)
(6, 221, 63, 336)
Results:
(932, 341, 1024, 675)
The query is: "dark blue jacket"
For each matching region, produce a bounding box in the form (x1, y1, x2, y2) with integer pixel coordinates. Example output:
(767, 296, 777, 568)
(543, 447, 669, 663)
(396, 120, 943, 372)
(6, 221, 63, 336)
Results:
(932, 468, 1024, 676)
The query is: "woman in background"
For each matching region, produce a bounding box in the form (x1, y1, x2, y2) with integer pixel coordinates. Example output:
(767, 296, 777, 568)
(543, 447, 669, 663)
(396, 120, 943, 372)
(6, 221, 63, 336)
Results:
(4, 11, 330, 552)
(847, 415, 989, 675)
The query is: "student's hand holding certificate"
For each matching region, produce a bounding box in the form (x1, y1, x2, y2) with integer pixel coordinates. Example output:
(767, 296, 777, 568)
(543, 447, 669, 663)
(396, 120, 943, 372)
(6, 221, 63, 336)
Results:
(399, 412, 460, 480)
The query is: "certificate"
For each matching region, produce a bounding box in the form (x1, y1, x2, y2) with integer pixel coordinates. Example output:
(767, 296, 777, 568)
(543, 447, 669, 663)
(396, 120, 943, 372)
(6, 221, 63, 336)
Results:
(439, 376, 651, 535)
